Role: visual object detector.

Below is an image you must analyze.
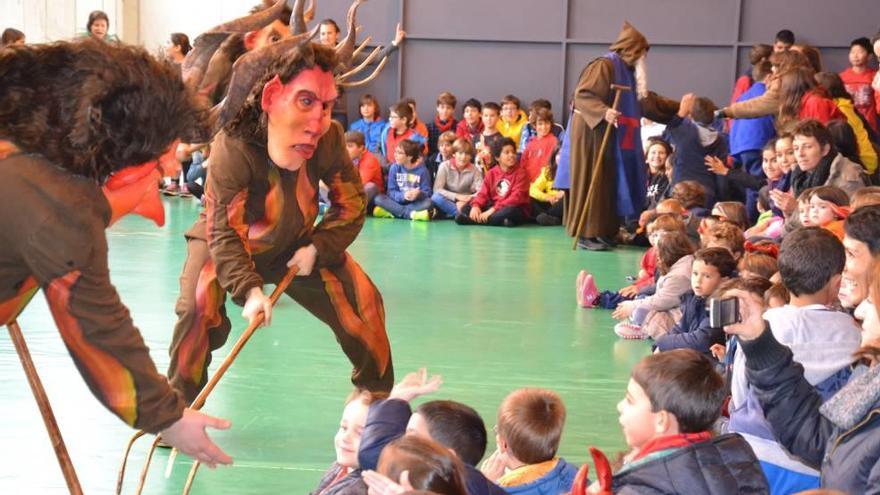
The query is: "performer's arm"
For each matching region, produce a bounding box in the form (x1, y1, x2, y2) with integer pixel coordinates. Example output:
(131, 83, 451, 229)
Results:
(640, 91, 681, 124)
(313, 125, 366, 264)
(25, 225, 184, 433)
(721, 77, 781, 119)
(572, 58, 615, 130)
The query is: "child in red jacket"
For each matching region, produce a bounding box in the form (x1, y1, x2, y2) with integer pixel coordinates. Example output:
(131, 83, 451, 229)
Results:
(455, 137, 530, 227)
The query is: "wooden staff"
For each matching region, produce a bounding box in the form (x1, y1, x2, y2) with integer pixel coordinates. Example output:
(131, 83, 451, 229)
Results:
(571, 84, 632, 250)
(7, 320, 83, 494)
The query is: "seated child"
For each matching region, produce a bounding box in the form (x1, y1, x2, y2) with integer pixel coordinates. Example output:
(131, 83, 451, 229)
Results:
(455, 98, 484, 144)
(765, 282, 790, 309)
(808, 185, 851, 240)
(671, 180, 709, 244)
(426, 91, 458, 156)
(701, 221, 745, 262)
(728, 227, 861, 494)
(519, 108, 559, 181)
(345, 130, 384, 206)
(518, 99, 564, 152)
(578, 350, 769, 494)
(426, 131, 457, 182)
(349, 94, 384, 154)
(529, 144, 564, 226)
(850, 185, 880, 209)
(655, 247, 737, 355)
(404, 97, 430, 139)
(455, 138, 530, 227)
(744, 186, 784, 239)
(475, 102, 504, 172)
(712, 201, 750, 230)
(373, 140, 433, 221)
(498, 94, 528, 147)
(644, 137, 673, 211)
(481, 388, 579, 495)
(380, 101, 427, 167)
(364, 435, 468, 495)
(431, 138, 483, 220)
(612, 230, 695, 339)
(312, 390, 382, 495)
(738, 251, 778, 280)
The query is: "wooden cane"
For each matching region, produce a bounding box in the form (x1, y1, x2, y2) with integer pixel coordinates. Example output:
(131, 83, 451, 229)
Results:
(7, 320, 83, 494)
(118, 267, 299, 494)
(571, 84, 632, 250)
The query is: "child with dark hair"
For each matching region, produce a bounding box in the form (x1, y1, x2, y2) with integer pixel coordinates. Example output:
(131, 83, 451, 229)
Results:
(498, 95, 528, 147)
(345, 130, 384, 206)
(426, 92, 458, 155)
(663, 93, 728, 207)
(349, 94, 385, 154)
(672, 180, 710, 243)
(480, 388, 579, 495)
(815, 72, 878, 173)
(808, 185, 851, 239)
(431, 138, 483, 220)
(530, 144, 564, 226)
(728, 227, 861, 493)
(456, 138, 530, 227)
(655, 247, 737, 355)
(1, 27, 24, 46)
(365, 436, 468, 495)
(455, 98, 483, 144)
(644, 138, 672, 210)
(729, 43, 773, 107)
(839, 37, 878, 134)
(774, 29, 795, 52)
(374, 140, 433, 221)
(380, 101, 427, 166)
(518, 99, 564, 152)
(519, 108, 558, 181)
(578, 349, 767, 494)
(475, 102, 503, 171)
(745, 186, 784, 239)
(426, 131, 457, 182)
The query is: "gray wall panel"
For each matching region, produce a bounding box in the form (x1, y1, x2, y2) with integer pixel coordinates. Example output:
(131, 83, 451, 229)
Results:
(740, 0, 878, 46)
(404, 0, 564, 40)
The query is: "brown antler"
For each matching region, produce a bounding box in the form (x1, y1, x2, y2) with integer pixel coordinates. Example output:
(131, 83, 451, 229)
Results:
(338, 55, 388, 88)
(335, 45, 381, 82)
(350, 35, 372, 59)
(290, 0, 307, 35)
(335, 0, 365, 68)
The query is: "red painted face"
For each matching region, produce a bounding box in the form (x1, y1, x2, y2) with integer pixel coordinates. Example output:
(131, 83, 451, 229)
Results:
(102, 141, 179, 227)
(261, 67, 338, 170)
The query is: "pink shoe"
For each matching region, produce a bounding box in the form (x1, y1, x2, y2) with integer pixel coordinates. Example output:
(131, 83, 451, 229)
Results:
(577, 270, 599, 308)
(614, 322, 648, 340)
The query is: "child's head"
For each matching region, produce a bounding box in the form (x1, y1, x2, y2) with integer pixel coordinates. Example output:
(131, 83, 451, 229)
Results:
(664, 154, 675, 181)
(774, 134, 797, 174)
(1, 28, 25, 47)
(748, 43, 773, 65)
(534, 108, 554, 138)
(359, 94, 380, 120)
(739, 252, 778, 280)
(344, 131, 366, 160)
(851, 186, 880, 210)
(481, 102, 501, 130)
(645, 137, 672, 175)
(774, 29, 795, 52)
(496, 388, 565, 465)
(619, 350, 725, 452)
(655, 231, 695, 275)
(647, 213, 685, 246)
(702, 222, 745, 260)
(437, 131, 457, 159)
(492, 137, 517, 170)
(809, 186, 849, 227)
(527, 99, 552, 124)
(500, 95, 521, 123)
(671, 180, 707, 210)
(797, 187, 817, 227)
(843, 204, 880, 280)
(452, 138, 475, 166)
(761, 140, 782, 181)
(778, 227, 845, 299)
(712, 201, 749, 230)
(376, 435, 467, 495)
(435, 91, 457, 121)
(757, 186, 773, 213)
(849, 37, 873, 68)
(765, 282, 791, 308)
(655, 198, 684, 218)
(389, 102, 414, 131)
(691, 247, 737, 297)
(404, 97, 420, 121)
(408, 400, 488, 467)
(462, 98, 482, 125)
(752, 59, 773, 83)
(335, 389, 382, 469)
(690, 97, 718, 126)
(395, 140, 421, 167)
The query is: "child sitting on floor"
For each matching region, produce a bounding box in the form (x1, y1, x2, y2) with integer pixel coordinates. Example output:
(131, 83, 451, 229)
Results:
(808, 185, 851, 240)
(373, 140, 433, 221)
(431, 138, 483, 220)
(529, 144, 564, 226)
(456, 138, 530, 227)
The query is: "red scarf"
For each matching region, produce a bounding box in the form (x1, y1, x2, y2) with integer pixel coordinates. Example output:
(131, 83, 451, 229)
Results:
(631, 431, 712, 462)
(434, 115, 455, 133)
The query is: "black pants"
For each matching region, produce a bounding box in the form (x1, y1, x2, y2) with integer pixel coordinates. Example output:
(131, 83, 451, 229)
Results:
(531, 199, 564, 219)
(455, 203, 527, 226)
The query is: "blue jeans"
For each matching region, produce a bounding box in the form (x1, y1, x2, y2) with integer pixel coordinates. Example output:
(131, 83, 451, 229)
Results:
(431, 192, 459, 218)
(374, 194, 432, 219)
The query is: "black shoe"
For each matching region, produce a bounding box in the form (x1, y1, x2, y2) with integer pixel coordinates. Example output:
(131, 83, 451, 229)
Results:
(597, 236, 618, 248)
(455, 213, 470, 225)
(536, 213, 562, 226)
(577, 237, 609, 251)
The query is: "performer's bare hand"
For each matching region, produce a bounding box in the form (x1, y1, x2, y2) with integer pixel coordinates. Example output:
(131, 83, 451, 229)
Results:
(392, 22, 406, 46)
(678, 93, 696, 118)
(243, 287, 272, 327)
(480, 448, 507, 481)
(288, 243, 318, 276)
(710, 343, 727, 361)
(722, 289, 766, 341)
(160, 408, 232, 468)
(469, 205, 483, 222)
(363, 470, 413, 494)
(390, 368, 443, 402)
(604, 108, 621, 126)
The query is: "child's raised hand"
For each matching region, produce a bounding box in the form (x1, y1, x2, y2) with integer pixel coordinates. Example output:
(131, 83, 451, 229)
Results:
(390, 368, 443, 402)
(710, 343, 727, 361)
(704, 156, 728, 176)
(480, 448, 507, 482)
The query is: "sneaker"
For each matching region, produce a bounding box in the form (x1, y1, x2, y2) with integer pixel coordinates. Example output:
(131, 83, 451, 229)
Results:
(577, 237, 609, 251)
(373, 206, 394, 218)
(178, 184, 193, 198)
(614, 322, 648, 340)
(410, 209, 431, 222)
(536, 213, 562, 226)
(161, 183, 180, 196)
(576, 271, 599, 308)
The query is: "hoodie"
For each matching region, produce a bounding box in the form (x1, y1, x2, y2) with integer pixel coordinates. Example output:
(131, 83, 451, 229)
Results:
(663, 115, 728, 206)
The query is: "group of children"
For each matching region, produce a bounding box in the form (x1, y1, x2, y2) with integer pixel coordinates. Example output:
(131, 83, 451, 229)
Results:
(342, 92, 566, 227)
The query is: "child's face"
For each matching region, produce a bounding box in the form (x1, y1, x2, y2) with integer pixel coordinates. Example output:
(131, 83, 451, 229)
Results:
(360, 102, 376, 120)
(389, 111, 408, 131)
(345, 142, 364, 161)
(482, 108, 500, 130)
(850, 44, 870, 67)
(775, 137, 796, 173)
(691, 259, 724, 297)
(501, 103, 519, 122)
(855, 294, 880, 346)
(497, 144, 517, 170)
(617, 379, 665, 452)
(798, 199, 814, 226)
(793, 135, 829, 172)
(438, 140, 453, 158)
(646, 144, 668, 174)
(535, 120, 552, 138)
(454, 150, 472, 165)
(437, 103, 454, 121)
(809, 195, 839, 227)
(464, 106, 480, 125)
(761, 149, 782, 180)
(394, 146, 416, 168)
(334, 399, 369, 469)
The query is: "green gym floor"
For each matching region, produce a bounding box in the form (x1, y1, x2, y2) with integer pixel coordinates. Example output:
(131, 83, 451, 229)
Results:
(2, 198, 651, 494)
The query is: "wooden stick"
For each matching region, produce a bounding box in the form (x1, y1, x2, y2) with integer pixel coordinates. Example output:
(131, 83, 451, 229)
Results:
(571, 84, 631, 250)
(181, 460, 202, 495)
(7, 320, 83, 494)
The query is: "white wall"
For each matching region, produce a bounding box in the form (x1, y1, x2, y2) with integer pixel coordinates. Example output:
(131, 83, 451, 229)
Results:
(0, 0, 123, 43)
(138, 0, 256, 53)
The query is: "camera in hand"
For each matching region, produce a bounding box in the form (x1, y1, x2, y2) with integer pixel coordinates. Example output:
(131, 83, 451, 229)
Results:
(709, 297, 740, 328)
